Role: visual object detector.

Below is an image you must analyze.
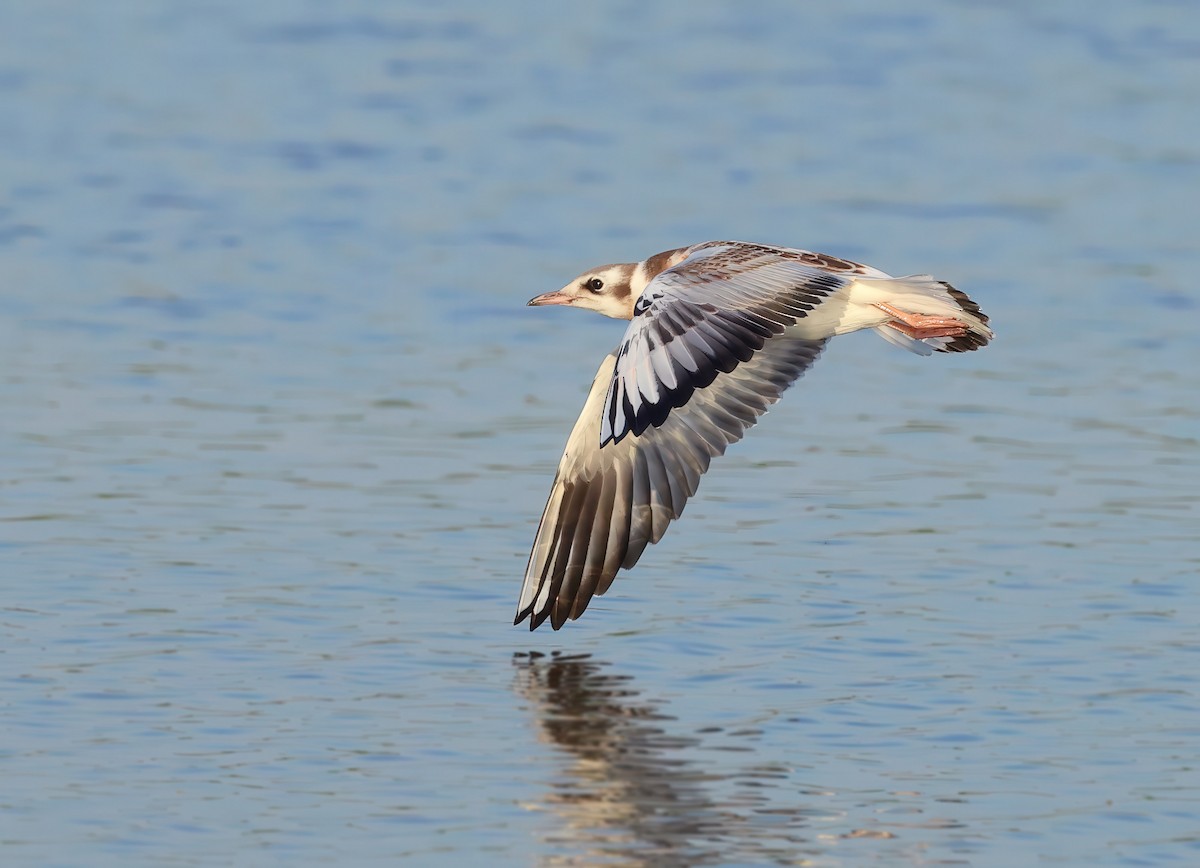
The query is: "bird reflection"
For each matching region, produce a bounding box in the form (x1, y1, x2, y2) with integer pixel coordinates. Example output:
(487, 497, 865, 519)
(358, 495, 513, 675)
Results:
(513, 651, 817, 867)
(513, 651, 721, 866)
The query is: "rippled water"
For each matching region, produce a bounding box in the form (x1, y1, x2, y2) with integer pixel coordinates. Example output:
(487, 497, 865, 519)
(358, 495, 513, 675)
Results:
(3, 2, 1198, 865)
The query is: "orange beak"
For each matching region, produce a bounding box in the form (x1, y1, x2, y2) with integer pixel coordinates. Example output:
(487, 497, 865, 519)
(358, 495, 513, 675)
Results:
(527, 290, 574, 307)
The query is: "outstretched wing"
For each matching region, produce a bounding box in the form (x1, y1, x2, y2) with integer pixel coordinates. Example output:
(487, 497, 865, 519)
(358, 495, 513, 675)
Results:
(599, 241, 877, 446)
(516, 330, 829, 631)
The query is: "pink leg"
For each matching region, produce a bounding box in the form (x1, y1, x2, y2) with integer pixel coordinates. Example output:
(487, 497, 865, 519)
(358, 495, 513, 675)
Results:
(874, 302, 968, 340)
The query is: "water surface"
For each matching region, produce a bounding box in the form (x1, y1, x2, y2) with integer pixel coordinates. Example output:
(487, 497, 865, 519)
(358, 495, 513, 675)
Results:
(2, 2, 1198, 865)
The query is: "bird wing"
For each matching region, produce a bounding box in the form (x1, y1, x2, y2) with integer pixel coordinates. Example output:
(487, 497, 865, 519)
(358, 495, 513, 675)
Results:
(599, 241, 879, 446)
(516, 242, 857, 630)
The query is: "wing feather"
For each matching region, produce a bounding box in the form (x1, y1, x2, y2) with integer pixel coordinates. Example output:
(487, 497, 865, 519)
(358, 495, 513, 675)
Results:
(600, 245, 857, 447)
(516, 333, 827, 630)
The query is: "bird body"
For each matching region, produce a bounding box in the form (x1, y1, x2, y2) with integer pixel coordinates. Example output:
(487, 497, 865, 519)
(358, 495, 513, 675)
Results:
(517, 241, 992, 631)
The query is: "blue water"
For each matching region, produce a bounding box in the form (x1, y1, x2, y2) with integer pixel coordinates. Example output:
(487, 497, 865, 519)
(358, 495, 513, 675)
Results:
(2, 2, 1198, 865)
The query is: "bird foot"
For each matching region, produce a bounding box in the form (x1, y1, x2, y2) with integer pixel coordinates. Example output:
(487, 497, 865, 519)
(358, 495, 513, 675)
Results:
(875, 302, 968, 340)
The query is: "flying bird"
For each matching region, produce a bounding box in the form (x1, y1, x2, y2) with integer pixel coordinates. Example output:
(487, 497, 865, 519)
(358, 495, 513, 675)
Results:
(516, 241, 992, 631)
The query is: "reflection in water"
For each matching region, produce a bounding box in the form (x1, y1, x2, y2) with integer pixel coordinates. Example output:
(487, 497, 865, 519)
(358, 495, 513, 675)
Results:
(513, 652, 830, 867)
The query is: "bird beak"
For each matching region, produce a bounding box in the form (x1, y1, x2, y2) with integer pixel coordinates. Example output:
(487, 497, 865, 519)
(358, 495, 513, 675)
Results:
(527, 290, 574, 307)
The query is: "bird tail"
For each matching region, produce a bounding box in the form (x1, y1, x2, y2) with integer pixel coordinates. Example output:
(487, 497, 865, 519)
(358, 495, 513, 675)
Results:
(856, 274, 993, 355)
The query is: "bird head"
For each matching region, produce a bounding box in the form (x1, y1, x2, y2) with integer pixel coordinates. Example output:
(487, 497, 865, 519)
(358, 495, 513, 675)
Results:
(527, 263, 637, 319)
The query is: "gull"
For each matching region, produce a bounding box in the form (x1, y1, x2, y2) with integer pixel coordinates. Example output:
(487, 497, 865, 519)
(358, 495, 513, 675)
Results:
(516, 241, 992, 631)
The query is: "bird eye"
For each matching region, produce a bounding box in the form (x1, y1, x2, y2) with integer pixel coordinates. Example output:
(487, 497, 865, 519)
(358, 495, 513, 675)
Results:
(586, 277, 604, 293)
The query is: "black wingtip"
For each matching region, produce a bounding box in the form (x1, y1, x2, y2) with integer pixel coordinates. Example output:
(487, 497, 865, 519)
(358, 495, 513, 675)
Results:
(528, 607, 552, 632)
(514, 604, 553, 632)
